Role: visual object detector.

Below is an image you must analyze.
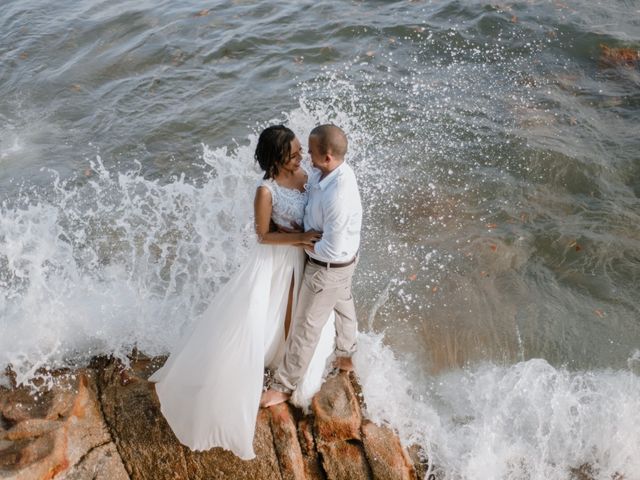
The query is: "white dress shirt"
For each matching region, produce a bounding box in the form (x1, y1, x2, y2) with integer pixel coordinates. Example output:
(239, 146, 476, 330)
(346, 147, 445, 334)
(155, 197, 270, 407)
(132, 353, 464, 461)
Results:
(304, 162, 362, 263)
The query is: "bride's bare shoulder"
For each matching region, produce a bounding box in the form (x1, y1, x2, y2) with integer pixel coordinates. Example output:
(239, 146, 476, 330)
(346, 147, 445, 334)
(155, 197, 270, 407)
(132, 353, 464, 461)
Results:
(255, 184, 273, 202)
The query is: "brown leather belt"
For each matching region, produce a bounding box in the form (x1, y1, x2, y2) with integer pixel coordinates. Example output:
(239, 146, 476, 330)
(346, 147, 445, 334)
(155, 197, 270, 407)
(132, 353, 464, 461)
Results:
(307, 255, 356, 269)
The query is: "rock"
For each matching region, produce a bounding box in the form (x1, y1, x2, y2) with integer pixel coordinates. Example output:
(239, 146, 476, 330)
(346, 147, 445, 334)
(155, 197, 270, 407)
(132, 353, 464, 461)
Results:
(406, 444, 429, 480)
(183, 409, 282, 480)
(296, 419, 324, 480)
(95, 358, 187, 479)
(63, 442, 129, 480)
(361, 420, 415, 480)
(0, 370, 128, 480)
(0, 356, 424, 480)
(599, 44, 640, 68)
(268, 403, 306, 480)
(2, 419, 61, 442)
(0, 388, 50, 425)
(311, 372, 362, 443)
(96, 357, 282, 480)
(0, 435, 55, 472)
(312, 372, 370, 480)
(316, 440, 371, 480)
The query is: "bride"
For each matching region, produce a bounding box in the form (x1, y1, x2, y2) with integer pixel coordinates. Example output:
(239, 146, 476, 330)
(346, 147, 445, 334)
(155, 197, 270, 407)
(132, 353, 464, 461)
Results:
(149, 125, 336, 460)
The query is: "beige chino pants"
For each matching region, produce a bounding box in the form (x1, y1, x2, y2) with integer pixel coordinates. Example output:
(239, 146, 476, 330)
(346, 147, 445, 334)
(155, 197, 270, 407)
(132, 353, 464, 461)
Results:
(272, 258, 358, 394)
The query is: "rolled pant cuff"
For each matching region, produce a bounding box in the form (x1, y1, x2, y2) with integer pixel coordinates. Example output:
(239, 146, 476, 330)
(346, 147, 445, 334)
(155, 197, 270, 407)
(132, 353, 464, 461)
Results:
(334, 347, 357, 358)
(270, 382, 293, 395)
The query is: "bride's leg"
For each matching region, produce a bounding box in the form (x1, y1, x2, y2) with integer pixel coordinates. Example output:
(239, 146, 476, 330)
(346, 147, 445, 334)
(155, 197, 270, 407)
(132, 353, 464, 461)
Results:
(284, 271, 295, 339)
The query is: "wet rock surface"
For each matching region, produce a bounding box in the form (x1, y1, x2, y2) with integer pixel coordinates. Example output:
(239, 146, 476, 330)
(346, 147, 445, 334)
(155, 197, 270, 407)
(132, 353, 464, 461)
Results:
(0, 370, 129, 480)
(0, 356, 428, 479)
(362, 420, 416, 480)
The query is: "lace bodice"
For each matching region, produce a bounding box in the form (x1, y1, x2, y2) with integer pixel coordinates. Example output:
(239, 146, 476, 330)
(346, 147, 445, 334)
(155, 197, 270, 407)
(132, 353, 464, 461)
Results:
(257, 160, 313, 229)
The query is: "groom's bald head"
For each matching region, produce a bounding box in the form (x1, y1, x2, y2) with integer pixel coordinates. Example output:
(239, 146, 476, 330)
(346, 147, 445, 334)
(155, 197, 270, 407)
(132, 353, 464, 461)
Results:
(309, 124, 348, 160)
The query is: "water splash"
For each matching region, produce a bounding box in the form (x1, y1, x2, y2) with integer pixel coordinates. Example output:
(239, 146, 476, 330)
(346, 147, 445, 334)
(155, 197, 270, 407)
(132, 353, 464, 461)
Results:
(0, 147, 259, 387)
(1, 4, 639, 476)
(0, 97, 372, 388)
(356, 334, 640, 479)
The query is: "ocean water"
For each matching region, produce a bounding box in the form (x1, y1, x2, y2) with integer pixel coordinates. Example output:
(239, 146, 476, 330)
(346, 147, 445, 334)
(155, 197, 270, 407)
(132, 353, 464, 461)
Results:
(1, 0, 639, 478)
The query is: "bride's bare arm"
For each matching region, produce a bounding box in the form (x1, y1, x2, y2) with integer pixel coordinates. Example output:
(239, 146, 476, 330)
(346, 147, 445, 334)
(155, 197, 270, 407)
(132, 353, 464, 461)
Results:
(254, 186, 320, 247)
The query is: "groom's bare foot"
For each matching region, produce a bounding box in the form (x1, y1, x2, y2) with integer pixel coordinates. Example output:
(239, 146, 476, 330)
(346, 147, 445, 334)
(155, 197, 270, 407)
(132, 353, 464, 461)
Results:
(334, 356, 354, 372)
(260, 389, 290, 408)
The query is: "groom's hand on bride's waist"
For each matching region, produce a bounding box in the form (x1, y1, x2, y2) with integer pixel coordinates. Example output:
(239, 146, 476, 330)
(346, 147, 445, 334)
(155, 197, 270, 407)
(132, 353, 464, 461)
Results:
(298, 230, 322, 249)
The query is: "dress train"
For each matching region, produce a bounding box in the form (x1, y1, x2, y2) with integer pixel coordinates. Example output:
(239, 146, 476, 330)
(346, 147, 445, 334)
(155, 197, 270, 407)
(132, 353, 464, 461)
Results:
(149, 244, 335, 459)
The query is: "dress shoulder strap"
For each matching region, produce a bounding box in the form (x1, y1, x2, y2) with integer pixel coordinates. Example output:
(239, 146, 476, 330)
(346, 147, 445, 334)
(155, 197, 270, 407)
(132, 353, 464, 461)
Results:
(256, 177, 275, 195)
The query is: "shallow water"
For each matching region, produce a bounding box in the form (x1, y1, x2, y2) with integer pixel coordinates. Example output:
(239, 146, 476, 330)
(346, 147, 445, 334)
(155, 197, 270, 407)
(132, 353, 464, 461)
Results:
(1, 0, 639, 478)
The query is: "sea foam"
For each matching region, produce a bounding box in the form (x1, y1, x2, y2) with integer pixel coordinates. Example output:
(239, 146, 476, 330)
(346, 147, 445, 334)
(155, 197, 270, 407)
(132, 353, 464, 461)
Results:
(1, 96, 639, 479)
(356, 333, 640, 479)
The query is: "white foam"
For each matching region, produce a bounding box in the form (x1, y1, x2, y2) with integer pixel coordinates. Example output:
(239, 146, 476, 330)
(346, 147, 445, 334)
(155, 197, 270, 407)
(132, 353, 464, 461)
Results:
(1, 90, 639, 479)
(628, 349, 640, 376)
(0, 147, 258, 387)
(356, 332, 640, 479)
(0, 135, 22, 160)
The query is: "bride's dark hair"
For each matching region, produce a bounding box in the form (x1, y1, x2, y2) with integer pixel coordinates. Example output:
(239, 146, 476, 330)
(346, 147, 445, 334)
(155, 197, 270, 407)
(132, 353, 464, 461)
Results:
(254, 125, 295, 180)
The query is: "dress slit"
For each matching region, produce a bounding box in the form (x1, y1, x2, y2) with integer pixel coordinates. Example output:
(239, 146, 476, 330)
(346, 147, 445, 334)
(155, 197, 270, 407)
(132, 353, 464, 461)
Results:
(284, 270, 295, 339)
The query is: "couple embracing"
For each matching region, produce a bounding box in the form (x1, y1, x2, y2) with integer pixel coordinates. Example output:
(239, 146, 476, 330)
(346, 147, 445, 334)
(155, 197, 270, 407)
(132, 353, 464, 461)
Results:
(150, 124, 362, 460)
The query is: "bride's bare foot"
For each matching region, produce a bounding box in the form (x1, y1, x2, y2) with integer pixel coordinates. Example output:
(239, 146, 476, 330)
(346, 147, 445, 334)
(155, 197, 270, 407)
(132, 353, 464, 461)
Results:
(260, 389, 290, 408)
(334, 356, 354, 372)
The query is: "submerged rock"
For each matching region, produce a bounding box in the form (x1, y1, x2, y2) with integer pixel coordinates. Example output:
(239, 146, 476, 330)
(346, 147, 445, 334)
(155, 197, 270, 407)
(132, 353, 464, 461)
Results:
(0, 356, 428, 480)
(599, 44, 640, 68)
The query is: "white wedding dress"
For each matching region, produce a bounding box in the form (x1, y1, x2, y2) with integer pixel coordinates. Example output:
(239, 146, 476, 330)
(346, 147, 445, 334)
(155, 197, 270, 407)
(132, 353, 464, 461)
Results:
(149, 161, 335, 460)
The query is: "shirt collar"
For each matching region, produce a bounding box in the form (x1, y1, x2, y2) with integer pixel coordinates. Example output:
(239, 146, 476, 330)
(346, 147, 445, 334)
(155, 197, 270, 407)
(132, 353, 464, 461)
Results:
(318, 162, 346, 191)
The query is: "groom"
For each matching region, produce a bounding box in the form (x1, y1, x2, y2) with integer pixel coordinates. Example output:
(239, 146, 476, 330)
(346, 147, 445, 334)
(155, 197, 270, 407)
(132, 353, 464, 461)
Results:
(260, 124, 362, 408)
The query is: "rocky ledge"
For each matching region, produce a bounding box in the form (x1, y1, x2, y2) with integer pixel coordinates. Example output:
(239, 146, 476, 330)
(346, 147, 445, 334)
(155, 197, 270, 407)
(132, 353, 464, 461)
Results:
(0, 355, 428, 480)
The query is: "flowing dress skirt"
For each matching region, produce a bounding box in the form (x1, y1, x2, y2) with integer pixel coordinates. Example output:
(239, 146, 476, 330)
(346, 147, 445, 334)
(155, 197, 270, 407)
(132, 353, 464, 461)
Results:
(149, 244, 335, 460)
